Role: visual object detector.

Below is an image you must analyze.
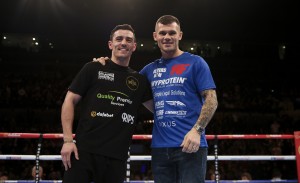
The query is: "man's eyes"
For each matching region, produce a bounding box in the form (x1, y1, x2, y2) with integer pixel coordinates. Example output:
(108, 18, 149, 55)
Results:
(116, 37, 133, 42)
(159, 32, 176, 36)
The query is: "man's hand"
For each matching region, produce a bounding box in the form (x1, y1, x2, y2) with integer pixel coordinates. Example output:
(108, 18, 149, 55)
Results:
(92, 57, 109, 65)
(180, 128, 200, 153)
(60, 142, 79, 171)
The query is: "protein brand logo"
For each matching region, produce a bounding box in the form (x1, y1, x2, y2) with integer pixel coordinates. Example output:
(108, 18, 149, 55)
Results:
(170, 64, 190, 75)
(151, 77, 187, 87)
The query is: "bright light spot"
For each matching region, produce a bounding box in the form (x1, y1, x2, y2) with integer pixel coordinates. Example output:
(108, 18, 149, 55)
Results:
(35, 42, 39, 45)
(3, 36, 6, 40)
(140, 44, 144, 47)
(32, 38, 36, 41)
(190, 47, 194, 51)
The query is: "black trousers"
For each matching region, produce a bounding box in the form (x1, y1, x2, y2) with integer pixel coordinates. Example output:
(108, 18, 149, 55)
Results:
(63, 150, 126, 183)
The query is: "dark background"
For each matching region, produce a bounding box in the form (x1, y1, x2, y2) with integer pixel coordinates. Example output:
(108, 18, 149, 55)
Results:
(0, 0, 299, 180)
(1, 0, 299, 51)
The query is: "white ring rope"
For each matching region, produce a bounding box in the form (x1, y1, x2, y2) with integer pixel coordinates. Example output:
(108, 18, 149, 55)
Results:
(0, 180, 298, 183)
(0, 155, 295, 161)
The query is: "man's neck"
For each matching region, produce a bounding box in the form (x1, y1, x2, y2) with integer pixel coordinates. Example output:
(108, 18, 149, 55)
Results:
(162, 49, 183, 59)
(111, 57, 130, 67)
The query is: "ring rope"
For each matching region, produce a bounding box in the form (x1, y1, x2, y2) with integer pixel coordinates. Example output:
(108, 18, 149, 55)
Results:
(0, 155, 295, 161)
(0, 132, 297, 182)
(0, 133, 294, 140)
(0, 180, 298, 183)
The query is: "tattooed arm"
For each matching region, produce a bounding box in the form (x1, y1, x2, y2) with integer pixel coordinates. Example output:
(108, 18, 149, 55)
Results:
(195, 89, 218, 129)
(181, 89, 218, 153)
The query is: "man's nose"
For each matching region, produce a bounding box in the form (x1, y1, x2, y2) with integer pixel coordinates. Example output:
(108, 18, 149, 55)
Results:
(121, 39, 128, 45)
(164, 33, 171, 39)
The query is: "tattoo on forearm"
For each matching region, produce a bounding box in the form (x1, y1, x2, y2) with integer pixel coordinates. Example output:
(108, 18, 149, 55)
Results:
(197, 90, 218, 127)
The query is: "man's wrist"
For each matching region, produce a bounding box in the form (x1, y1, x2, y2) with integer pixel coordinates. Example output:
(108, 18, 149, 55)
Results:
(63, 139, 76, 144)
(63, 137, 76, 143)
(193, 124, 205, 134)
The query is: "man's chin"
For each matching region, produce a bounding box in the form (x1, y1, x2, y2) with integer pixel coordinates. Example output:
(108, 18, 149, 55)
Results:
(117, 54, 131, 59)
(162, 47, 175, 52)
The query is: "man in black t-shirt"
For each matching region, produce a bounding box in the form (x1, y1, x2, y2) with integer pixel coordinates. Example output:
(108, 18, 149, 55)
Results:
(60, 24, 153, 183)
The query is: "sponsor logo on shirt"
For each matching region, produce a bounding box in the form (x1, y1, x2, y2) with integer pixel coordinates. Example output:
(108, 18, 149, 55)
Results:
(153, 90, 186, 98)
(91, 111, 114, 118)
(170, 64, 190, 75)
(97, 91, 132, 106)
(98, 71, 114, 81)
(158, 121, 176, 127)
(122, 113, 135, 124)
(156, 109, 164, 116)
(151, 77, 187, 87)
(126, 76, 139, 90)
(155, 100, 164, 109)
(165, 110, 187, 116)
(156, 109, 164, 120)
(165, 101, 186, 107)
(153, 68, 166, 78)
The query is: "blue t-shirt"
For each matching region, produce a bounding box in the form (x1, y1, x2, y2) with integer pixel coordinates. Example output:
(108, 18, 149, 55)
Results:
(140, 52, 216, 148)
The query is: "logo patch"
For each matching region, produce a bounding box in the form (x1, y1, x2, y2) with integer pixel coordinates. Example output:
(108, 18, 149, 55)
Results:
(91, 111, 114, 118)
(165, 101, 186, 107)
(170, 64, 190, 75)
(153, 68, 166, 78)
(122, 113, 135, 124)
(126, 76, 139, 90)
(97, 91, 132, 106)
(98, 71, 114, 81)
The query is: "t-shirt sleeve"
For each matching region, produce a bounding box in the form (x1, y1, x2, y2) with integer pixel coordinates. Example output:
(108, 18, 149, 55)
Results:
(193, 57, 216, 92)
(68, 62, 93, 96)
(142, 77, 153, 102)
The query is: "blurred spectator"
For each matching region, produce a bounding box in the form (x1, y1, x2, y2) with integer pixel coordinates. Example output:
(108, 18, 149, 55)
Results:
(241, 172, 252, 180)
(271, 169, 282, 181)
(0, 172, 8, 182)
(270, 120, 280, 134)
(31, 165, 44, 180)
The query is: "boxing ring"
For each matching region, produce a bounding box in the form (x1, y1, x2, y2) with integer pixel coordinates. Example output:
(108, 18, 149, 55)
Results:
(0, 132, 299, 183)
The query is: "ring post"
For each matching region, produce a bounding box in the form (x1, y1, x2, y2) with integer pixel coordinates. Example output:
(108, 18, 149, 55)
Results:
(293, 131, 300, 183)
(214, 135, 219, 183)
(126, 147, 131, 183)
(35, 133, 43, 183)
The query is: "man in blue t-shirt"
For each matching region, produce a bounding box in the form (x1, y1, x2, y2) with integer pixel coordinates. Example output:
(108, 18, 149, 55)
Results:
(139, 15, 218, 183)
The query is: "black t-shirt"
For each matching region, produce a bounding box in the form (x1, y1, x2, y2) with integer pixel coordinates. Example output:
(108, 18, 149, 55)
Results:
(68, 60, 152, 160)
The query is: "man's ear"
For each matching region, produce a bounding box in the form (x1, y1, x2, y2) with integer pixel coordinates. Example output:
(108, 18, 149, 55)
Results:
(132, 43, 137, 52)
(108, 41, 112, 50)
(178, 31, 183, 41)
(153, 32, 157, 41)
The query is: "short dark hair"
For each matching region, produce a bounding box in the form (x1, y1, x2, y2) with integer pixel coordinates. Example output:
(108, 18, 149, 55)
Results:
(110, 24, 135, 41)
(156, 15, 181, 28)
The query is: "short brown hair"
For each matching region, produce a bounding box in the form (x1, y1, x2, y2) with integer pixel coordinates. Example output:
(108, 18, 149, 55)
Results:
(156, 15, 181, 28)
(110, 24, 135, 41)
